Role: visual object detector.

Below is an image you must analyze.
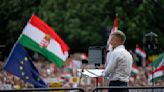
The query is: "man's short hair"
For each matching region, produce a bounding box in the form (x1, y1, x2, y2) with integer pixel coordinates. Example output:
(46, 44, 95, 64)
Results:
(111, 30, 126, 44)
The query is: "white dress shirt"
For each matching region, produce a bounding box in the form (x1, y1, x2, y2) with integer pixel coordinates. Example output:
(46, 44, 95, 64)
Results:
(102, 45, 133, 82)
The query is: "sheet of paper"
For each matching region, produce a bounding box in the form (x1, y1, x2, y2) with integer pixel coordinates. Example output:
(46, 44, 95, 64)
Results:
(77, 69, 104, 77)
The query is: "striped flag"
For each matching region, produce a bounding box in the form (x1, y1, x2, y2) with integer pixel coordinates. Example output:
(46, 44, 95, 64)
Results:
(111, 14, 118, 33)
(18, 15, 69, 68)
(148, 65, 164, 83)
(135, 45, 146, 58)
(131, 64, 139, 76)
(105, 14, 118, 67)
(107, 14, 118, 46)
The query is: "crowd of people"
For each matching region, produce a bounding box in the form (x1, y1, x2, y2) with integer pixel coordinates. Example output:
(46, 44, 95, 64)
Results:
(0, 52, 163, 91)
(129, 65, 164, 86)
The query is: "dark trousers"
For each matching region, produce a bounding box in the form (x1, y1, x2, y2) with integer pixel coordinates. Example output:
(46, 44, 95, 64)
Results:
(108, 80, 128, 92)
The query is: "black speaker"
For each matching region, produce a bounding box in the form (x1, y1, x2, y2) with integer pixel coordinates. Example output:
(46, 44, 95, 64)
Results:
(144, 32, 159, 55)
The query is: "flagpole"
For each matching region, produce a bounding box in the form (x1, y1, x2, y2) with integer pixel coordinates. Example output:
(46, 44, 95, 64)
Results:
(2, 41, 19, 69)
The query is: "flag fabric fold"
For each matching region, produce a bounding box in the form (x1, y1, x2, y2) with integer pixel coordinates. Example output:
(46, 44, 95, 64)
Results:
(131, 64, 139, 76)
(18, 15, 69, 68)
(148, 65, 164, 83)
(3, 43, 47, 88)
(151, 53, 164, 68)
(135, 45, 146, 58)
(111, 15, 118, 33)
(107, 14, 118, 47)
(105, 14, 118, 67)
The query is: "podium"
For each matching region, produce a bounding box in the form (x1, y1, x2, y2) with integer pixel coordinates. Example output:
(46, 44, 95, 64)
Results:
(77, 69, 104, 88)
(77, 69, 104, 77)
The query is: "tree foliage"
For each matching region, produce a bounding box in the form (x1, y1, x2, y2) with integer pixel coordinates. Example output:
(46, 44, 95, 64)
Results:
(0, 0, 164, 55)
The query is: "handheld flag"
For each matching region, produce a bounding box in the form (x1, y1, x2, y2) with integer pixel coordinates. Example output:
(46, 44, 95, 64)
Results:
(105, 14, 118, 66)
(148, 65, 164, 83)
(135, 45, 146, 58)
(107, 14, 118, 50)
(3, 43, 47, 88)
(111, 14, 118, 33)
(18, 15, 69, 68)
(131, 64, 139, 76)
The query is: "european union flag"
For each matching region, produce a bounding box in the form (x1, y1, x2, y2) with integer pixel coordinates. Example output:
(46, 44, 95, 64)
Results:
(3, 43, 47, 88)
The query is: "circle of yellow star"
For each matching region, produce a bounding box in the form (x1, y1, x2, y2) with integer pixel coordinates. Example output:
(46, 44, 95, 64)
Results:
(25, 76, 29, 80)
(24, 57, 28, 61)
(20, 66, 23, 70)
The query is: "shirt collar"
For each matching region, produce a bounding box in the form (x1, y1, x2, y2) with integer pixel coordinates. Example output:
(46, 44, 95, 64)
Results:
(114, 45, 125, 50)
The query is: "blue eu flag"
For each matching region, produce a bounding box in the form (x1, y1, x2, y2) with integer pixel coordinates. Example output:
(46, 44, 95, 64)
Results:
(3, 43, 47, 88)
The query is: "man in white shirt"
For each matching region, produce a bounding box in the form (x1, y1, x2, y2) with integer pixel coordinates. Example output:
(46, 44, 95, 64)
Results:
(102, 31, 133, 92)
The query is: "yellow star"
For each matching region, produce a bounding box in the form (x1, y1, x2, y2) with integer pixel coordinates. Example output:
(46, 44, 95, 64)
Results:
(21, 72, 25, 76)
(25, 76, 29, 80)
(20, 66, 23, 70)
(24, 57, 28, 61)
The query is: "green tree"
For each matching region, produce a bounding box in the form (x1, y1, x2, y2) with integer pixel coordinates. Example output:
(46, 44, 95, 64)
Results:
(0, 0, 164, 56)
(0, 0, 39, 44)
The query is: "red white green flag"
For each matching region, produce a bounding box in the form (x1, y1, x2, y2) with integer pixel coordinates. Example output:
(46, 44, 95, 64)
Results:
(107, 14, 118, 50)
(135, 45, 146, 58)
(18, 15, 69, 68)
(131, 64, 139, 76)
(111, 14, 118, 33)
(148, 65, 164, 82)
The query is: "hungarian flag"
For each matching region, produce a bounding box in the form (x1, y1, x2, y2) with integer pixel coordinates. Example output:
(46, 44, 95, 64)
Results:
(135, 45, 146, 58)
(148, 65, 164, 82)
(111, 14, 118, 33)
(18, 15, 69, 68)
(131, 64, 139, 76)
(107, 14, 118, 50)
